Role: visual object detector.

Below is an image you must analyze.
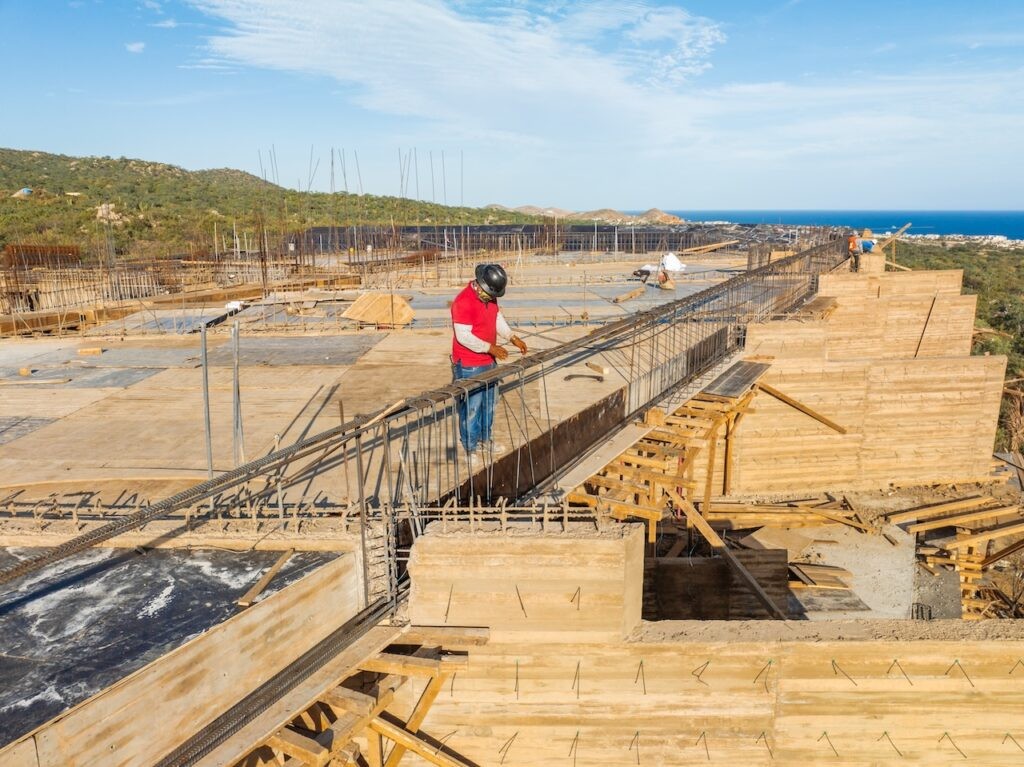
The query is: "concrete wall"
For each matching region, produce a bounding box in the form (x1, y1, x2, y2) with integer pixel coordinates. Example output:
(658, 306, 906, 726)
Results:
(408, 522, 645, 643)
(397, 525, 1024, 766)
(697, 270, 1005, 493)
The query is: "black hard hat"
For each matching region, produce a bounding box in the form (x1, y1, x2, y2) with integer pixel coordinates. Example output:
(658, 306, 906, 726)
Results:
(474, 263, 507, 298)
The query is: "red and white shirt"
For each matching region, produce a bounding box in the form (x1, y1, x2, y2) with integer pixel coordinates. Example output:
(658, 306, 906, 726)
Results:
(450, 282, 512, 366)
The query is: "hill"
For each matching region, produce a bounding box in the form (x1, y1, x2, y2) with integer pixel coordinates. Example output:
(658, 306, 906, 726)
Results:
(485, 203, 683, 225)
(0, 148, 543, 258)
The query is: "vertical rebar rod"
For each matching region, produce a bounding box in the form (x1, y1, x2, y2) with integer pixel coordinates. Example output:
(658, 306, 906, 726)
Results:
(354, 433, 370, 608)
(200, 325, 215, 513)
(232, 321, 245, 466)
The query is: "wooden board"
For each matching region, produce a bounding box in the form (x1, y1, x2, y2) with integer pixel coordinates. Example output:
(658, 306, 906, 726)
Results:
(887, 495, 993, 524)
(906, 505, 1020, 533)
(341, 293, 414, 325)
(739, 527, 813, 560)
(391, 636, 1024, 766)
(408, 524, 645, 643)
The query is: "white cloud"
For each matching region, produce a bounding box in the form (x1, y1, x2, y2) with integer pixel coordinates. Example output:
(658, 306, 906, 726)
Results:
(152, 18, 178, 28)
(951, 32, 1024, 49)
(187, 0, 723, 144)
(180, 1, 1024, 207)
(125, 41, 146, 54)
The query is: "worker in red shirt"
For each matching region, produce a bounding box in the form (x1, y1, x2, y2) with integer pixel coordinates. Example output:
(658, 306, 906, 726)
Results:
(450, 264, 528, 457)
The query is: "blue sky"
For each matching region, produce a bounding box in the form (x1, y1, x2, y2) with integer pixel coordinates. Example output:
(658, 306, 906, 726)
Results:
(2, 0, 1023, 209)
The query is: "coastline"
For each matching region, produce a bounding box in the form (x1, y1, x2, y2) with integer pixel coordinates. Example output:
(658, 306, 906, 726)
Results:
(664, 209, 1024, 244)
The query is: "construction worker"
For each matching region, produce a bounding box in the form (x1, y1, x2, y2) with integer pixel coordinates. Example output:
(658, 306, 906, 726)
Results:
(450, 263, 528, 456)
(847, 230, 864, 268)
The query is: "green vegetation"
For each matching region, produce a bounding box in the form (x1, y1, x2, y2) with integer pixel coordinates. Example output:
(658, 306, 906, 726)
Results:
(895, 241, 1024, 376)
(895, 240, 1024, 451)
(0, 148, 542, 258)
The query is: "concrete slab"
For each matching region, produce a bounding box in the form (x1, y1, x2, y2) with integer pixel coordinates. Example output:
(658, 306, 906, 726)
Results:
(0, 417, 56, 446)
(204, 334, 383, 367)
(86, 307, 234, 336)
(233, 302, 349, 327)
(24, 346, 202, 369)
(0, 366, 351, 484)
(0, 366, 162, 389)
(0, 339, 80, 368)
(0, 388, 120, 420)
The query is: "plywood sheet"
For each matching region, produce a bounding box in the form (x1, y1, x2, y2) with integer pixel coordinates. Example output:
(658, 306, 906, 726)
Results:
(205, 334, 382, 367)
(409, 523, 644, 642)
(342, 293, 414, 325)
(818, 269, 964, 297)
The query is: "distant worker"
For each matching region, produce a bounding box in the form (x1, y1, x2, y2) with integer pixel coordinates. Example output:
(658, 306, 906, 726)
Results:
(847, 232, 860, 255)
(450, 264, 528, 457)
(847, 231, 862, 270)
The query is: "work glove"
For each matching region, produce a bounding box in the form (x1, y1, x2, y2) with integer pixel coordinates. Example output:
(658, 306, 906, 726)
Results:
(489, 344, 509, 361)
(511, 336, 528, 355)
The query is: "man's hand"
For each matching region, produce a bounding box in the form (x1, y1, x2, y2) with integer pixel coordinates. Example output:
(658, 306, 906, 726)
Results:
(488, 344, 509, 361)
(510, 336, 528, 355)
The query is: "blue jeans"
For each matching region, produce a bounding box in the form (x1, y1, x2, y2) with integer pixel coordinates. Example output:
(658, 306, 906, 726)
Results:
(452, 361, 497, 451)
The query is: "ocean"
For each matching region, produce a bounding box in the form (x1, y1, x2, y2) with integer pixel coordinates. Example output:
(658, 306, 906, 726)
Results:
(663, 210, 1024, 240)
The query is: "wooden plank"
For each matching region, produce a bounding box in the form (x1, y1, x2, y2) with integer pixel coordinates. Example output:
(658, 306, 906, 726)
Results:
(191, 625, 402, 767)
(317, 674, 405, 747)
(369, 717, 474, 767)
(341, 292, 414, 325)
(722, 414, 734, 496)
(631, 440, 683, 459)
(612, 286, 646, 304)
(590, 496, 664, 523)
(943, 520, 1024, 549)
(807, 508, 876, 533)
(585, 475, 648, 500)
(566, 490, 599, 507)
(886, 495, 990, 524)
(982, 537, 1024, 568)
(366, 730, 384, 767)
(383, 674, 448, 767)
(664, 537, 688, 558)
(603, 463, 695, 490)
(0, 522, 355, 553)
(701, 421, 720, 513)
(400, 626, 490, 647)
(267, 728, 330, 767)
(906, 506, 1020, 533)
(665, 413, 717, 427)
(359, 653, 442, 678)
(913, 294, 938, 358)
(665, 488, 787, 620)
(739, 528, 812, 560)
(1014, 451, 1024, 489)
(321, 686, 376, 717)
(755, 382, 847, 434)
(237, 548, 294, 608)
(611, 452, 672, 471)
